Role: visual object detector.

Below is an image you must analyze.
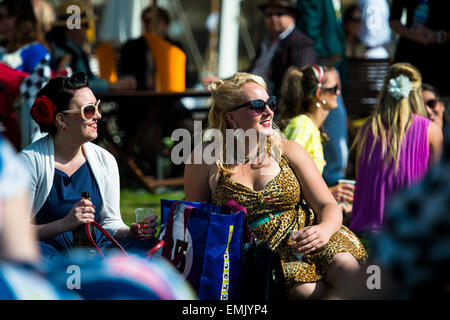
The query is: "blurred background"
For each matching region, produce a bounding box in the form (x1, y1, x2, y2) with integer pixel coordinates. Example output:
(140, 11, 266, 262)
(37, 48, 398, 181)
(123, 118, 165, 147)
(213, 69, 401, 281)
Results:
(40, 0, 394, 88)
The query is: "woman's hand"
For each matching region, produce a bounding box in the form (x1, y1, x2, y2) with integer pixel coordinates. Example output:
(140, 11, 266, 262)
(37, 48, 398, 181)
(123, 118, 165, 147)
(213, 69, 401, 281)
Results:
(329, 183, 355, 204)
(129, 215, 158, 239)
(292, 224, 333, 255)
(61, 199, 96, 232)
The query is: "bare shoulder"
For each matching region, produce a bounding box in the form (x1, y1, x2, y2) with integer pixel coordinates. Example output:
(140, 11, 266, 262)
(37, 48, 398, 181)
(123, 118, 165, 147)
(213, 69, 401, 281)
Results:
(184, 142, 220, 202)
(185, 142, 213, 178)
(281, 139, 309, 162)
(281, 139, 321, 178)
(427, 121, 443, 164)
(427, 121, 444, 142)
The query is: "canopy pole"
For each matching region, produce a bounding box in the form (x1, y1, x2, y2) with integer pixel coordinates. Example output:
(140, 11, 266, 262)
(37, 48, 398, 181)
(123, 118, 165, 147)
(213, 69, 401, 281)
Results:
(218, 0, 240, 79)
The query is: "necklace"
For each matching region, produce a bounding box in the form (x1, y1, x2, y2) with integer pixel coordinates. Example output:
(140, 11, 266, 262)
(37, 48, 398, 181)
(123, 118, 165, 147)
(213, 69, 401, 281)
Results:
(242, 147, 262, 164)
(244, 153, 259, 164)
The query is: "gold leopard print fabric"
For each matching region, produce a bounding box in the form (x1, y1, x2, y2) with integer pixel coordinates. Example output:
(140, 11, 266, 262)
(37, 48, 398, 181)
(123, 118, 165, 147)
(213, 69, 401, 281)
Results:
(212, 155, 368, 290)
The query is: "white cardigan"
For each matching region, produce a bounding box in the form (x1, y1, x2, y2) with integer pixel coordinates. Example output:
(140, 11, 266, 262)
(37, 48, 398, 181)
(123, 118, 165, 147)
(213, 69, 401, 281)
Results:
(19, 135, 127, 236)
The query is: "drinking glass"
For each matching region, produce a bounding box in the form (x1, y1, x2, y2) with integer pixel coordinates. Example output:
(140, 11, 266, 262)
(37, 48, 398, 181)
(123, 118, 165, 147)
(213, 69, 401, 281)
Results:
(135, 208, 154, 224)
(289, 230, 304, 261)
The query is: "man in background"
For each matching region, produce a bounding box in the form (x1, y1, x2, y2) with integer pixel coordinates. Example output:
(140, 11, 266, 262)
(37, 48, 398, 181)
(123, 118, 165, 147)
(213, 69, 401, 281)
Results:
(250, 0, 316, 99)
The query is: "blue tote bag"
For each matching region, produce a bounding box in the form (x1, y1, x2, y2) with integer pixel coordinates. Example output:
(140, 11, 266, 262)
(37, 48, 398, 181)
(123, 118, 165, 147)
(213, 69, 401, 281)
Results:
(157, 199, 245, 300)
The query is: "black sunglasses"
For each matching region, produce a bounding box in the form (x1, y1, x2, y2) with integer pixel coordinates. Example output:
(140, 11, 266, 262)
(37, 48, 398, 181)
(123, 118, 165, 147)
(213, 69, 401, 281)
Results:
(265, 10, 289, 18)
(425, 99, 439, 108)
(230, 96, 277, 114)
(321, 84, 339, 95)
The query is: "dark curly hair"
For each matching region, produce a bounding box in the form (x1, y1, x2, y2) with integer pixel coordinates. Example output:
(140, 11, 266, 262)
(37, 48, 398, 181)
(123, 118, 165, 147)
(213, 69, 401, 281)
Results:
(35, 72, 89, 135)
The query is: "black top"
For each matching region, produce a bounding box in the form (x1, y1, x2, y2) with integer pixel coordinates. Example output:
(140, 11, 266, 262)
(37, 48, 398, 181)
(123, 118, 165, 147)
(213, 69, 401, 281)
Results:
(390, 0, 450, 95)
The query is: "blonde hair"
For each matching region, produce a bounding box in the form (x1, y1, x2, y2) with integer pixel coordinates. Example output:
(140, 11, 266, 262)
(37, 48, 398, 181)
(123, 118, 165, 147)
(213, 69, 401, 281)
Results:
(354, 63, 427, 172)
(206, 72, 283, 170)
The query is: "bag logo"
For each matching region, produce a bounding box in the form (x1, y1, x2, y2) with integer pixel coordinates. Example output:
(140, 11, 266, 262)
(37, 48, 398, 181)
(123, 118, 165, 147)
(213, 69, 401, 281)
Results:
(159, 205, 194, 277)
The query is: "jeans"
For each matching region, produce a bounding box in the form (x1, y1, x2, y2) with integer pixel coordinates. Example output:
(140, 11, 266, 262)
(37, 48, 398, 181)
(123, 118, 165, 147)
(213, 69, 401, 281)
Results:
(322, 94, 349, 186)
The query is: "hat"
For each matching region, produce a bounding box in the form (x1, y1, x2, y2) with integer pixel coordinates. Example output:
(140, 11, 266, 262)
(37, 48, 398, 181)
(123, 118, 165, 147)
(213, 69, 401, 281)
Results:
(52, 0, 97, 27)
(258, 0, 300, 18)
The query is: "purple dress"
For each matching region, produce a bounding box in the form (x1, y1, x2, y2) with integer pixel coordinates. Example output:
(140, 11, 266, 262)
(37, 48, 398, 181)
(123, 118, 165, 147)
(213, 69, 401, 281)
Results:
(350, 115, 431, 233)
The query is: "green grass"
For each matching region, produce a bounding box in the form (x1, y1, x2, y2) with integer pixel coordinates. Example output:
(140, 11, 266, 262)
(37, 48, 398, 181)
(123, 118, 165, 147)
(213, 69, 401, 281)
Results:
(120, 188, 185, 231)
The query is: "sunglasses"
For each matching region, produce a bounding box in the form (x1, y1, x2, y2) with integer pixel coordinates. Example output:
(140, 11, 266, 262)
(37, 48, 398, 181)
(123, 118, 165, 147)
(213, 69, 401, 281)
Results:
(425, 99, 439, 108)
(321, 84, 339, 95)
(265, 10, 289, 18)
(230, 96, 277, 114)
(62, 100, 101, 120)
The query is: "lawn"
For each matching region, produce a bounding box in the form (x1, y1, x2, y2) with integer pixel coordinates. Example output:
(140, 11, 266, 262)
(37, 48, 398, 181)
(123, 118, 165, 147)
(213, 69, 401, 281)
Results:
(120, 188, 185, 232)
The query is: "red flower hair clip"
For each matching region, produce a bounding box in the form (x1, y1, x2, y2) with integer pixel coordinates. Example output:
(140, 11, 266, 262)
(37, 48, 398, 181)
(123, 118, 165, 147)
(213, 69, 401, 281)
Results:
(30, 95, 56, 125)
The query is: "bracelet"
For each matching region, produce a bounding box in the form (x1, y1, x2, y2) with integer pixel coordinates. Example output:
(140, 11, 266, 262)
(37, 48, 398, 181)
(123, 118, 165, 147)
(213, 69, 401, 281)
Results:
(438, 30, 448, 44)
(442, 30, 448, 44)
(437, 31, 442, 44)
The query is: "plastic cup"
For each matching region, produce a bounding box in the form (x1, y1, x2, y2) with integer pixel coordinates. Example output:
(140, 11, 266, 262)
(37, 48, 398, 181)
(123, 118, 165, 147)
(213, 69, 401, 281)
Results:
(135, 208, 154, 224)
(338, 179, 356, 205)
(338, 179, 356, 186)
(289, 230, 304, 261)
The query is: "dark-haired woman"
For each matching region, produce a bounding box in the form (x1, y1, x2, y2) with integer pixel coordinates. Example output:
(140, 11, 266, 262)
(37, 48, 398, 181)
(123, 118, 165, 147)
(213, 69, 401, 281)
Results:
(422, 83, 450, 132)
(19, 72, 157, 260)
(0, 0, 51, 149)
(278, 65, 355, 211)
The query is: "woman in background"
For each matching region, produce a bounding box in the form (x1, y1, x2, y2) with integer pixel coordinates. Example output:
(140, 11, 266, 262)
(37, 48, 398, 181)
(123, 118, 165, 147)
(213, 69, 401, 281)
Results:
(0, 0, 48, 73)
(278, 65, 355, 214)
(422, 83, 449, 131)
(350, 63, 443, 234)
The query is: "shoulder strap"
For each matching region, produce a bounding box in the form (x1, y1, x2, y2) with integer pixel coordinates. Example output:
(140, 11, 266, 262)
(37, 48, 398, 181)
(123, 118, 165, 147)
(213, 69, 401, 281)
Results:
(86, 221, 127, 259)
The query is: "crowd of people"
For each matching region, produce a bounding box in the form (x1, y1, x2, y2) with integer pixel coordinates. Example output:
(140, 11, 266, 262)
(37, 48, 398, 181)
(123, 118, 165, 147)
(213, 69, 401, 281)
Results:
(0, 0, 449, 300)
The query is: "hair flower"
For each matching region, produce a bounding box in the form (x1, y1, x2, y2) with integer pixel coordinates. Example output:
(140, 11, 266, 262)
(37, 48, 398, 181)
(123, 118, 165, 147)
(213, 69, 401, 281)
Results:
(388, 74, 413, 101)
(30, 95, 56, 125)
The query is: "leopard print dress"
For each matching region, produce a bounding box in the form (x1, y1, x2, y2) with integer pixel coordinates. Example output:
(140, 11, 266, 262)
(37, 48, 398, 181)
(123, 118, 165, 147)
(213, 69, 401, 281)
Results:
(211, 155, 368, 289)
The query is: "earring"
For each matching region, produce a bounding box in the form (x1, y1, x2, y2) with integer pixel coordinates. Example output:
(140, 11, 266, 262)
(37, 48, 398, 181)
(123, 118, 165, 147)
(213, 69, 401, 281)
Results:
(62, 127, 67, 131)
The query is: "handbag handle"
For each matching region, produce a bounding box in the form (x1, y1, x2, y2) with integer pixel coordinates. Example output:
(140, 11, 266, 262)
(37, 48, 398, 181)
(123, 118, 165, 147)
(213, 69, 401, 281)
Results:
(145, 239, 165, 258)
(84, 221, 165, 260)
(85, 221, 128, 258)
(223, 200, 252, 243)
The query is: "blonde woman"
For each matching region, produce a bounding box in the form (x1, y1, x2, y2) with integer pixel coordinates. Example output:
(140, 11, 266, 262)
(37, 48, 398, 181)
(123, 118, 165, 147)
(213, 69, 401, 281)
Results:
(184, 72, 367, 299)
(350, 63, 443, 234)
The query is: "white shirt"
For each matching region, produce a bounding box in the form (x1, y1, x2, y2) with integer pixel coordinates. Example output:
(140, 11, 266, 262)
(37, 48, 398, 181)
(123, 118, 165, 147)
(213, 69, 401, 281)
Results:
(19, 135, 126, 236)
(0, 137, 30, 232)
(358, 0, 391, 59)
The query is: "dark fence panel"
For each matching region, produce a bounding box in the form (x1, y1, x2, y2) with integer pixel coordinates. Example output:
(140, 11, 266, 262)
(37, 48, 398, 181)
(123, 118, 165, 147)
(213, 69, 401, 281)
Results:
(343, 58, 391, 120)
